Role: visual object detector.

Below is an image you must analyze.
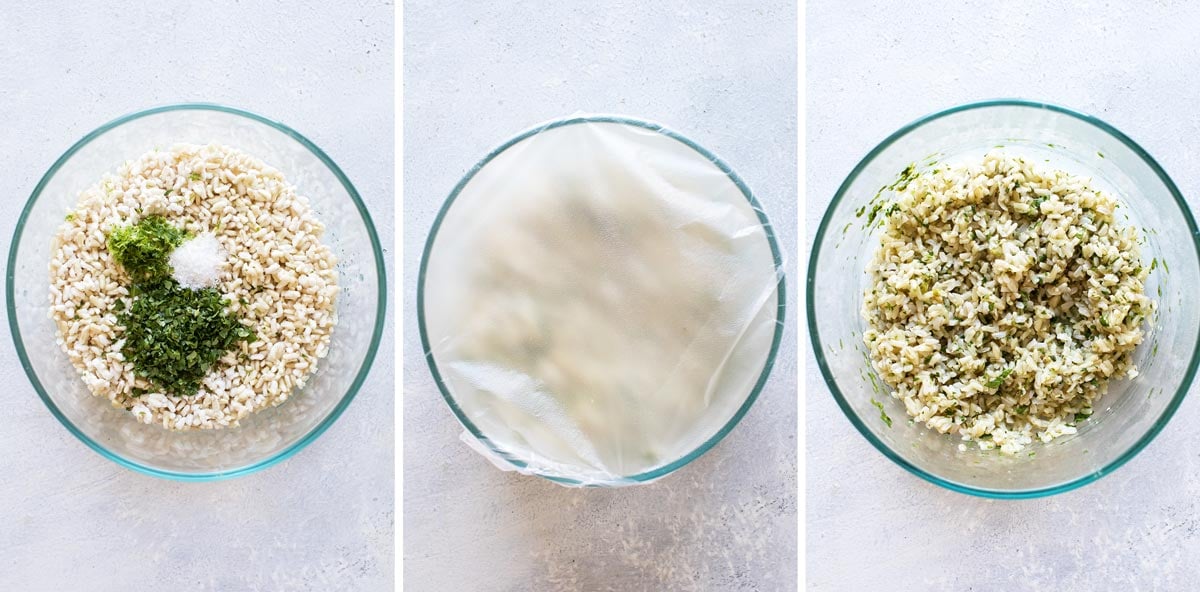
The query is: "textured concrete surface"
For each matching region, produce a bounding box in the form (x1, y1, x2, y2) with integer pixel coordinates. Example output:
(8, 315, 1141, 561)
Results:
(404, 2, 797, 591)
(0, 2, 394, 591)
(807, 2, 1200, 590)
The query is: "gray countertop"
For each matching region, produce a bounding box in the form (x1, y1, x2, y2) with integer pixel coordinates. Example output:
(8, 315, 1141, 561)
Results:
(403, 2, 797, 591)
(807, 2, 1200, 589)
(0, 2, 394, 590)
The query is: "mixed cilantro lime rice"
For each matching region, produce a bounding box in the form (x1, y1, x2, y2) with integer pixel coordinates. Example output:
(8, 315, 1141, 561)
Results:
(862, 153, 1154, 453)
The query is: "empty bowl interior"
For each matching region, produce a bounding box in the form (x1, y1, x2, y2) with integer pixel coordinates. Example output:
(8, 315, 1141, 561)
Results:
(809, 102, 1199, 496)
(9, 106, 385, 478)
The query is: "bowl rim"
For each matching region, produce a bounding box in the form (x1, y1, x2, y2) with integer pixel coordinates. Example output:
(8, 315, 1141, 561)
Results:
(807, 98, 1200, 499)
(417, 114, 786, 486)
(6, 102, 388, 481)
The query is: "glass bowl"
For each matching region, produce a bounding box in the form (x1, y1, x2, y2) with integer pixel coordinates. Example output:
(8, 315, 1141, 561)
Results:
(808, 99, 1199, 498)
(418, 115, 785, 486)
(7, 104, 386, 480)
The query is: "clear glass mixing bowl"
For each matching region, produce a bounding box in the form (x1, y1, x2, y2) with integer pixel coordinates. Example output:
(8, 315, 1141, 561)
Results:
(419, 115, 785, 486)
(808, 99, 1200, 497)
(7, 104, 386, 480)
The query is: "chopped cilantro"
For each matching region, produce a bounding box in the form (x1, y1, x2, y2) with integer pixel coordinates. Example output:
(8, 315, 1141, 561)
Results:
(866, 202, 885, 226)
(985, 367, 1014, 389)
(106, 215, 252, 397)
(1029, 196, 1046, 214)
(870, 398, 893, 428)
(119, 278, 256, 397)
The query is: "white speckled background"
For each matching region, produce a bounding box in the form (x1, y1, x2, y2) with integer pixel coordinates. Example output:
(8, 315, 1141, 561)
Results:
(404, 2, 797, 590)
(808, 2, 1200, 589)
(0, 2, 394, 591)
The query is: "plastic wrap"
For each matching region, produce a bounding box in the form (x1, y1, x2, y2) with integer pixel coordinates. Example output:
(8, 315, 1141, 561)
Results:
(418, 115, 784, 486)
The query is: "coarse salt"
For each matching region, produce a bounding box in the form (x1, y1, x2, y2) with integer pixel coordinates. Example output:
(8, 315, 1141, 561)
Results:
(170, 233, 225, 289)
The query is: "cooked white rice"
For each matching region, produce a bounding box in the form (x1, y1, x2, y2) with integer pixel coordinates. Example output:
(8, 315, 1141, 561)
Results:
(49, 143, 339, 430)
(862, 153, 1154, 453)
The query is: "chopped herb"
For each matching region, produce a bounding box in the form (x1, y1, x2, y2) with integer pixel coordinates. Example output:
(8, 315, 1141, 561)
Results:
(65, 213, 75, 221)
(985, 367, 1014, 389)
(1014, 405, 1028, 415)
(1029, 196, 1046, 214)
(1075, 411, 1092, 423)
(189, 172, 202, 181)
(119, 278, 256, 397)
(1162, 259, 1170, 273)
(1097, 151, 1105, 159)
(1149, 258, 1157, 272)
(866, 202, 885, 226)
(888, 163, 918, 192)
(870, 398, 893, 428)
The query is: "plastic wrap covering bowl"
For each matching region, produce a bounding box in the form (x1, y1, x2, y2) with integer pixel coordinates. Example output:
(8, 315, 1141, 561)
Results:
(419, 115, 785, 486)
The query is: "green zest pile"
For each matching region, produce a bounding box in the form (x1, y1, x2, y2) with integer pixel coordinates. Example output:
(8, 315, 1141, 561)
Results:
(107, 215, 254, 397)
(107, 214, 189, 282)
